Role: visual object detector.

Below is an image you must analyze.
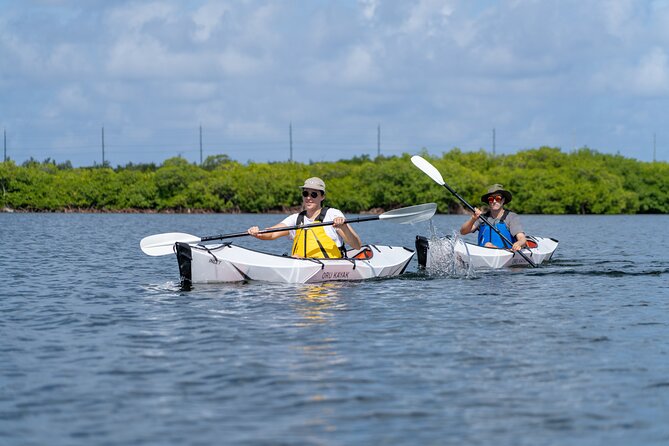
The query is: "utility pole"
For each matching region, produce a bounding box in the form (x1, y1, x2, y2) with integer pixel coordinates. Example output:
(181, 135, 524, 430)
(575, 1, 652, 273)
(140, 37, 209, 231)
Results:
(101, 126, 105, 166)
(654, 133, 657, 162)
(492, 128, 496, 156)
(3, 129, 6, 162)
(199, 125, 203, 165)
(289, 122, 293, 162)
(377, 124, 381, 157)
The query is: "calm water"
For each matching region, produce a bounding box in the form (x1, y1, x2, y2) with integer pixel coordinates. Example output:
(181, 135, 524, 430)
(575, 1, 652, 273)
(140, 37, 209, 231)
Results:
(2, 213, 669, 445)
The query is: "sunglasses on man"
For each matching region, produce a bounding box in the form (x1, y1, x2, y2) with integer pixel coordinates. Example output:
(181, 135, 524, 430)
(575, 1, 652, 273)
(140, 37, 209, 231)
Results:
(487, 194, 504, 203)
(302, 190, 322, 199)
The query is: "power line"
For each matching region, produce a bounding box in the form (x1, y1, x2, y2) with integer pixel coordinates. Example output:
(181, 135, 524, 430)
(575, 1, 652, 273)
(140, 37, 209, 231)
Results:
(8, 124, 658, 166)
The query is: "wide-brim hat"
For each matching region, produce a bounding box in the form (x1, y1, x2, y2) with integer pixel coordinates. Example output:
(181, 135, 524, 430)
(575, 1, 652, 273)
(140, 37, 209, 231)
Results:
(300, 177, 326, 192)
(481, 184, 512, 204)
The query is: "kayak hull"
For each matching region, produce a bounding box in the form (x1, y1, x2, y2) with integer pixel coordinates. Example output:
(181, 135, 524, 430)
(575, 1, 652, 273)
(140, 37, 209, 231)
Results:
(415, 235, 558, 269)
(176, 242, 415, 285)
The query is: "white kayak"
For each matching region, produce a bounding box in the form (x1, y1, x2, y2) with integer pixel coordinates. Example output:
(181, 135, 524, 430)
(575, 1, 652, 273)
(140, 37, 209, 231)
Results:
(175, 242, 415, 286)
(415, 235, 558, 269)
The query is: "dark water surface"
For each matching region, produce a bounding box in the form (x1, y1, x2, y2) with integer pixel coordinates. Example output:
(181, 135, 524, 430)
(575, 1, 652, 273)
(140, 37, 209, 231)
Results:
(2, 213, 669, 445)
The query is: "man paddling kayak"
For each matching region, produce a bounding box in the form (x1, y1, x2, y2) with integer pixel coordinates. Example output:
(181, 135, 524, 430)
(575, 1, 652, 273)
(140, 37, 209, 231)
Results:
(460, 184, 527, 251)
(247, 177, 362, 258)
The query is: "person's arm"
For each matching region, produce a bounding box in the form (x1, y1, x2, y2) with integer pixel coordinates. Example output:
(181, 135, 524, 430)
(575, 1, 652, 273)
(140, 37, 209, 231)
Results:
(460, 207, 482, 235)
(333, 217, 362, 250)
(512, 232, 527, 251)
(247, 223, 289, 240)
(507, 213, 526, 251)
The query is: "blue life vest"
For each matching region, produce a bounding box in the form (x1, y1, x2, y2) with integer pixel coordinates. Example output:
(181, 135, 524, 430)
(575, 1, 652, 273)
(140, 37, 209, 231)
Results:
(477, 210, 515, 248)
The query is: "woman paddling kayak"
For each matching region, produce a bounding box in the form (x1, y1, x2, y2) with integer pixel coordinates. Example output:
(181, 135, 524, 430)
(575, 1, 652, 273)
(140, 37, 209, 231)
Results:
(247, 177, 362, 258)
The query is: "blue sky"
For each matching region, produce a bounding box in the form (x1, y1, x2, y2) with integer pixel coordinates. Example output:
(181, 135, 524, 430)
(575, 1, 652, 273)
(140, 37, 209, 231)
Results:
(1, 0, 668, 166)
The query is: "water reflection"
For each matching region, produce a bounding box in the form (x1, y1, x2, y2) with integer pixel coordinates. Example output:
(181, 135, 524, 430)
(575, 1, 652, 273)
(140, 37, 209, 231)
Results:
(290, 282, 349, 433)
(290, 282, 348, 368)
(293, 282, 346, 325)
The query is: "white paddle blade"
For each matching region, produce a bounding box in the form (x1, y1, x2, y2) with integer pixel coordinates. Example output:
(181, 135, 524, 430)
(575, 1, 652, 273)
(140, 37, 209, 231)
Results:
(140, 232, 202, 256)
(379, 203, 437, 224)
(411, 155, 445, 186)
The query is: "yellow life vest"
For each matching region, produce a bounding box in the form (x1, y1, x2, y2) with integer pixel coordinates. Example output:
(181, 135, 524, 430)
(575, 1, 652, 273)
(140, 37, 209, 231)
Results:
(291, 207, 344, 259)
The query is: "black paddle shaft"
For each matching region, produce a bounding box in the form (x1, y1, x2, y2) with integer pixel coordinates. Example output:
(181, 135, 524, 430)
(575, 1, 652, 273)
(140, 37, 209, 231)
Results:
(200, 215, 380, 242)
(442, 182, 537, 268)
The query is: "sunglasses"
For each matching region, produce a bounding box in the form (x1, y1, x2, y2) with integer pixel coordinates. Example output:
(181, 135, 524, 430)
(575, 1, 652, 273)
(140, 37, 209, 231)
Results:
(302, 190, 322, 199)
(487, 194, 504, 203)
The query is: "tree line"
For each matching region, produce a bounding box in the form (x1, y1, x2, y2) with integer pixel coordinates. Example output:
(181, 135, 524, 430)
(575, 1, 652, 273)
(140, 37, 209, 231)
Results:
(1, 147, 667, 214)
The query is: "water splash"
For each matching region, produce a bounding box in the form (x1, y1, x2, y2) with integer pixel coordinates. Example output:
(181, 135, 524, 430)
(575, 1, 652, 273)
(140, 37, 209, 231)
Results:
(424, 221, 476, 279)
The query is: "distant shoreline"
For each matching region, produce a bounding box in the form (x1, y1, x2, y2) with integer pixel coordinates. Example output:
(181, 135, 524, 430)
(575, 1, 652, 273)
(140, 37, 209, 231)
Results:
(2, 207, 664, 215)
(0, 206, 392, 215)
(3, 148, 667, 214)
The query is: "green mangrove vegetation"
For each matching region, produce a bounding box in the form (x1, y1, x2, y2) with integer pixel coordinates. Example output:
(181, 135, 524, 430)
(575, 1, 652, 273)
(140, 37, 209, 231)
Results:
(1, 147, 667, 214)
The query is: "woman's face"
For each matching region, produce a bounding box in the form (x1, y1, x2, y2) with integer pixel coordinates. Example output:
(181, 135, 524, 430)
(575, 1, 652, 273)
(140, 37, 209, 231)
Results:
(302, 188, 324, 210)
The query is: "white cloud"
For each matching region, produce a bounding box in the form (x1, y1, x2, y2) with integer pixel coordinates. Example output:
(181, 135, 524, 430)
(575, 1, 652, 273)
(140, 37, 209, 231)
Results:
(630, 47, 669, 95)
(341, 46, 378, 84)
(171, 81, 218, 100)
(0, 27, 42, 74)
(106, 34, 213, 79)
(57, 85, 90, 111)
(304, 43, 379, 87)
(192, 2, 228, 42)
(218, 49, 264, 76)
(48, 43, 92, 76)
(603, 0, 637, 37)
(41, 84, 89, 119)
(591, 47, 669, 97)
(359, 0, 378, 21)
(401, 0, 455, 35)
(107, 1, 177, 33)
(244, 3, 279, 45)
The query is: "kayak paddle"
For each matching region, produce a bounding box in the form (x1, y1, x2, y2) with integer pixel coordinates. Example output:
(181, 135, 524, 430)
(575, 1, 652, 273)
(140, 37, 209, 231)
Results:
(411, 155, 537, 267)
(140, 202, 437, 257)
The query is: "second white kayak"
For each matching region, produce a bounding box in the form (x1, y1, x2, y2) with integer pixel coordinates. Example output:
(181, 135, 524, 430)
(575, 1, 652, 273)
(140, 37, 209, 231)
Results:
(415, 235, 558, 269)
